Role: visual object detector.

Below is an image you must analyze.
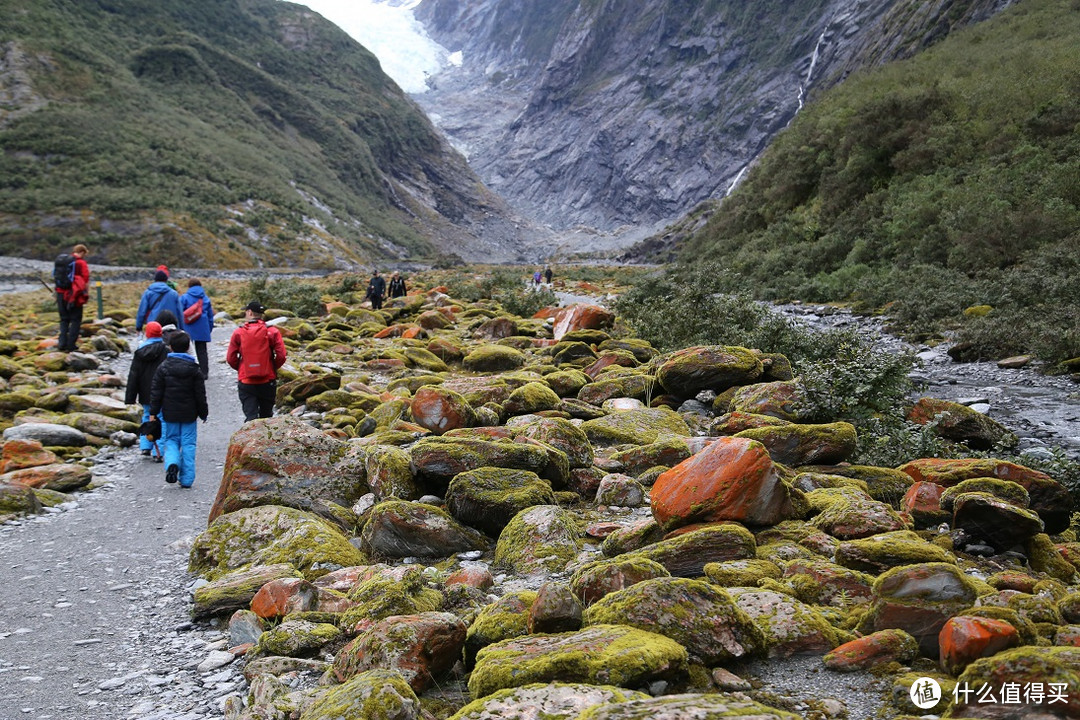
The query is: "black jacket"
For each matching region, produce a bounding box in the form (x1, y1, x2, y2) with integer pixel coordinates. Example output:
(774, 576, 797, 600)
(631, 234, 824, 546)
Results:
(388, 277, 407, 298)
(367, 275, 386, 299)
(149, 354, 208, 423)
(125, 339, 169, 405)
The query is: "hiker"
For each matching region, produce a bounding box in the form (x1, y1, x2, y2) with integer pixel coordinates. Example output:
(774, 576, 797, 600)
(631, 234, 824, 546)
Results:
(124, 321, 169, 462)
(54, 244, 90, 352)
(135, 270, 183, 334)
(544, 266, 553, 284)
(148, 331, 208, 488)
(533, 269, 542, 286)
(366, 270, 386, 310)
(180, 278, 214, 379)
(156, 264, 178, 291)
(388, 271, 407, 299)
(226, 301, 287, 422)
(155, 310, 181, 349)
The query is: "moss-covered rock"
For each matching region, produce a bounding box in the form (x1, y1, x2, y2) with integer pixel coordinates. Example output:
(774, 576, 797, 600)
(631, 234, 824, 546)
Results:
(446, 467, 557, 536)
(939, 477, 1030, 511)
(624, 524, 756, 577)
(568, 556, 671, 606)
(835, 530, 956, 574)
(515, 417, 594, 470)
(189, 505, 367, 581)
(575, 694, 800, 720)
(465, 590, 537, 666)
(468, 624, 688, 700)
(410, 435, 553, 484)
(729, 380, 808, 421)
(503, 382, 562, 417)
(584, 577, 765, 664)
(252, 618, 340, 658)
(580, 408, 690, 446)
(341, 568, 444, 631)
(495, 505, 581, 576)
(951, 646, 1080, 717)
(302, 668, 420, 720)
(463, 345, 526, 372)
(191, 563, 303, 620)
(609, 439, 690, 478)
(735, 421, 858, 467)
(543, 369, 591, 397)
(364, 444, 419, 501)
(359, 500, 490, 560)
(703, 558, 783, 587)
(449, 682, 649, 720)
(655, 345, 763, 397)
(577, 374, 655, 406)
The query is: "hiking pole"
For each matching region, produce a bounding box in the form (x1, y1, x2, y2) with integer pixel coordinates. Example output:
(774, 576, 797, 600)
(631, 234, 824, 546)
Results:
(39, 277, 54, 293)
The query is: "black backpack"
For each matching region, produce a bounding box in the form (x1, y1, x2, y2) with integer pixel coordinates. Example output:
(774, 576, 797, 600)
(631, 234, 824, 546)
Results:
(54, 253, 76, 289)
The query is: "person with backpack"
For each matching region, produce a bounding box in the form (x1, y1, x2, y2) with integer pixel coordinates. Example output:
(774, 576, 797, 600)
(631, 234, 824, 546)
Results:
(180, 278, 214, 379)
(366, 270, 386, 310)
(54, 243, 90, 352)
(226, 301, 287, 422)
(135, 270, 183, 334)
(156, 264, 178, 291)
(124, 321, 169, 462)
(148, 331, 208, 488)
(388, 271, 407, 299)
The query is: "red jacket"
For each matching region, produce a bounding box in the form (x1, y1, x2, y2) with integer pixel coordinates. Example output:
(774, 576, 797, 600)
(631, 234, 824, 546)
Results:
(227, 319, 286, 384)
(59, 257, 90, 307)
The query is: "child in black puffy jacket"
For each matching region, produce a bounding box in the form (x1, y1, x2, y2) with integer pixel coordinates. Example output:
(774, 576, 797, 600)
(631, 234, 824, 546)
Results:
(148, 331, 208, 488)
(125, 321, 169, 461)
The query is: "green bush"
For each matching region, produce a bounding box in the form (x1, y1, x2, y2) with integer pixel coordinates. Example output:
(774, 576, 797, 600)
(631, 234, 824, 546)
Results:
(243, 276, 324, 318)
(495, 286, 557, 319)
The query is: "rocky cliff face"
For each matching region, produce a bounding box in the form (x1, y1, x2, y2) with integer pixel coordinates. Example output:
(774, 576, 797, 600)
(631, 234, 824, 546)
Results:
(414, 0, 1015, 242)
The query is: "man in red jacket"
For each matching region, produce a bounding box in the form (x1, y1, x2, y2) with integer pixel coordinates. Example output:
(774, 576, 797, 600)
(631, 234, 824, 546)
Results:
(56, 243, 90, 352)
(226, 301, 287, 422)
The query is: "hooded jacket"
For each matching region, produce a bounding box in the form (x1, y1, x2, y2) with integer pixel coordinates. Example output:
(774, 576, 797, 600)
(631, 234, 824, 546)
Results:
(180, 285, 215, 342)
(124, 338, 168, 405)
(149, 353, 208, 423)
(57, 257, 90, 307)
(136, 282, 184, 331)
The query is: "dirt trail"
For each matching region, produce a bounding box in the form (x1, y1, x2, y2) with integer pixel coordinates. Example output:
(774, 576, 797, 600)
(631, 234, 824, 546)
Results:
(0, 338, 245, 720)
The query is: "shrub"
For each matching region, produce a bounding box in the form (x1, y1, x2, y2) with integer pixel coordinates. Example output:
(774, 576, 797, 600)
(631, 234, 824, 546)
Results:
(243, 276, 324, 318)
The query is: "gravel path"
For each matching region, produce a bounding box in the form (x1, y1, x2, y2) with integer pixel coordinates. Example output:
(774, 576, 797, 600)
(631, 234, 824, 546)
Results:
(0, 337, 246, 720)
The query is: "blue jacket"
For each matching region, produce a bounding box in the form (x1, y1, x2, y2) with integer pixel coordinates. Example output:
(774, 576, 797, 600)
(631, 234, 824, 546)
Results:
(180, 285, 215, 342)
(136, 282, 184, 331)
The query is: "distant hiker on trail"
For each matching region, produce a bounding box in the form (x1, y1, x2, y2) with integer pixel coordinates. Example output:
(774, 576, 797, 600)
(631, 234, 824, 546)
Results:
(148, 331, 207, 489)
(54, 243, 90, 352)
(180, 278, 214, 380)
(366, 270, 386, 310)
(533, 269, 542, 286)
(544, 266, 553, 284)
(156, 264, 178, 291)
(388, 271, 407, 299)
(135, 270, 183, 334)
(227, 301, 287, 422)
(125, 321, 169, 463)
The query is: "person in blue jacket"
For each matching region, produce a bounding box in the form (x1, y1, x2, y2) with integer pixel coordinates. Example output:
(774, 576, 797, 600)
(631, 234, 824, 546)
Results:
(135, 270, 183, 334)
(180, 278, 214, 379)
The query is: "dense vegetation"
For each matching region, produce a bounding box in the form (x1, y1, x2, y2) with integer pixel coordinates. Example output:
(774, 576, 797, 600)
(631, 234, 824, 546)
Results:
(671, 0, 1080, 365)
(0, 0, 493, 267)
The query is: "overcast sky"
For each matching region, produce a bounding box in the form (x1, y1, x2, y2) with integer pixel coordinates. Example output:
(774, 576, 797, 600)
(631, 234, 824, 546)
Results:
(293, 0, 450, 93)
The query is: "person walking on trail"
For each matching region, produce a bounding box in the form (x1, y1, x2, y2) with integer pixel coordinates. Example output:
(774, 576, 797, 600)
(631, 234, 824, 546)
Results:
(544, 266, 553, 284)
(54, 243, 90, 352)
(156, 264, 178, 291)
(180, 278, 214, 379)
(125, 321, 169, 463)
(388, 271, 407, 299)
(227, 301, 287, 422)
(148, 331, 207, 488)
(135, 270, 183, 334)
(533, 269, 542, 287)
(366, 270, 386, 310)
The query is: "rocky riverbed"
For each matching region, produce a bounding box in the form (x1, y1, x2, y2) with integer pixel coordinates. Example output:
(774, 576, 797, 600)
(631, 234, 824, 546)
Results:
(1, 271, 1079, 720)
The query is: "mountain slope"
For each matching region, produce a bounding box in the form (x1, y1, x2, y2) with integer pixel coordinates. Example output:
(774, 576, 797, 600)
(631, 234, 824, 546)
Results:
(0, 0, 523, 268)
(414, 0, 1012, 239)
(660, 0, 1080, 361)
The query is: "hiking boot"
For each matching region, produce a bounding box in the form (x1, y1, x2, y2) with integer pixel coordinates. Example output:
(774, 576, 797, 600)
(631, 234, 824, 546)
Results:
(166, 464, 179, 484)
(141, 449, 151, 457)
(153, 455, 163, 463)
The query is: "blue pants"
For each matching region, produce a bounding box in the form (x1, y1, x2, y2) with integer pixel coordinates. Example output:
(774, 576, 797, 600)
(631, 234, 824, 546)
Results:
(162, 420, 198, 488)
(139, 405, 161, 458)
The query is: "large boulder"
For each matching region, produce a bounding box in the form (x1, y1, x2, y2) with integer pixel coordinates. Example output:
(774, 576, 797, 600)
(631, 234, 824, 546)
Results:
(835, 530, 956, 574)
(446, 467, 557, 536)
(450, 683, 648, 720)
(189, 505, 368, 580)
(953, 646, 1080, 718)
(365, 444, 420, 501)
(303, 669, 420, 720)
(410, 386, 475, 435)
(857, 562, 980, 656)
(583, 577, 765, 664)
(622, 524, 756, 577)
(515, 418, 594, 469)
(191, 564, 303, 620)
(495, 505, 582, 576)
(0, 462, 92, 492)
(552, 305, 615, 341)
(729, 380, 809, 421)
(468, 625, 687, 699)
(0, 439, 57, 473)
(655, 346, 763, 398)
(332, 612, 467, 693)
(3, 422, 86, 446)
(581, 408, 691, 447)
(463, 345, 526, 372)
(735, 421, 858, 467)
(908, 397, 1017, 449)
(409, 436, 554, 485)
(651, 437, 799, 531)
(0, 480, 42, 517)
(727, 587, 847, 657)
(569, 556, 671, 607)
(574, 695, 799, 720)
(210, 417, 368, 526)
(359, 500, 490, 559)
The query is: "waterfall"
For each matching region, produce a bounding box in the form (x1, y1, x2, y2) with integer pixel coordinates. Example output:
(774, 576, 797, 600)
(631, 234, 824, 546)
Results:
(797, 27, 828, 112)
(725, 165, 749, 197)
